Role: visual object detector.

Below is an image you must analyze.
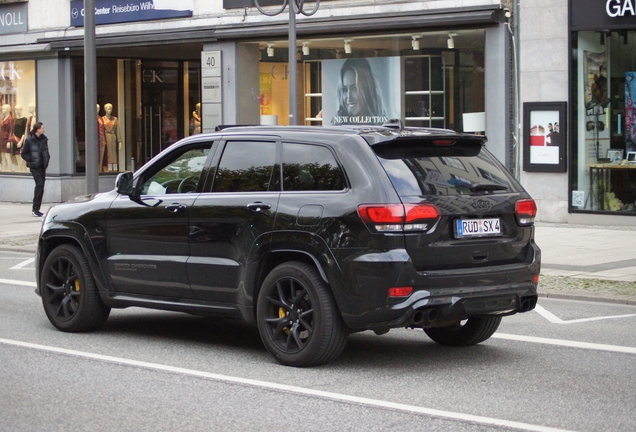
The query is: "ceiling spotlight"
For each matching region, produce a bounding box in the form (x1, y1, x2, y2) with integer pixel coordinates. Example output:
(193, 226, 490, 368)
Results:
(302, 42, 310, 56)
(411, 35, 420, 51)
(344, 39, 352, 54)
(447, 33, 457, 49)
(267, 44, 275, 57)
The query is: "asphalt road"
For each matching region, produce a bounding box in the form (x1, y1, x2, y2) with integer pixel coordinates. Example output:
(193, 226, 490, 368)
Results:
(1, 251, 636, 432)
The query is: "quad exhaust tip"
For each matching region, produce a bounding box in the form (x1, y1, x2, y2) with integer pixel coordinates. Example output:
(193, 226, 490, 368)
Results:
(412, 307, 439, 325)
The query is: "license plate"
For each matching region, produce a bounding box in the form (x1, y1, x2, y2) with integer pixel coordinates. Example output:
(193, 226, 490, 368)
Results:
(456, 218, 501, 238)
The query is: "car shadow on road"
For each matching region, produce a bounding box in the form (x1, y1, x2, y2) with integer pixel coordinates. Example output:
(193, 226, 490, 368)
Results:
(96, 309, 514, 369)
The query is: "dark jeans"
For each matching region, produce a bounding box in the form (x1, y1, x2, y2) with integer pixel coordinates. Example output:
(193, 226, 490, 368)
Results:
(30, 167, 46, 212)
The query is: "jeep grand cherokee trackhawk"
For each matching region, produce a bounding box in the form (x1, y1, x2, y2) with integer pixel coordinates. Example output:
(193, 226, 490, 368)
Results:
(36, 124, 540, 367)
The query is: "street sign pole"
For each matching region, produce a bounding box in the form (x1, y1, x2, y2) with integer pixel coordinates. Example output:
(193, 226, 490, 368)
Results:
(84, 0, 98, 194)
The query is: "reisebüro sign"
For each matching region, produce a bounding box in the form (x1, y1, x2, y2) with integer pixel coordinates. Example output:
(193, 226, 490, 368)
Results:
(0, 2, 27, 35)
(571, 0, 636, 30)
(70, 0, 193, 27)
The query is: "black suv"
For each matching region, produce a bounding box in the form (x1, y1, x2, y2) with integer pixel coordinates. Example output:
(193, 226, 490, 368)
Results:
(36, 124, 540, 366)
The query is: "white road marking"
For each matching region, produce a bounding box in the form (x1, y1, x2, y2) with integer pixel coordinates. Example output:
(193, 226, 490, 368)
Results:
(0, 278, 36, 287)
(494, 333, 636, 355)
(10, 258, 35, 270)
(534, 304, 636, 324)
(0, 337, 572, 432)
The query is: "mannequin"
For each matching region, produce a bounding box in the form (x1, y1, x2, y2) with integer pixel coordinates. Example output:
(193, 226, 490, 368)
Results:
(96, 104, 107, 172)
(27, 103, 36, 130)
(0, 104, 14, 172)
(25, 103, 36, 172)
(102, 103, 122, 171)
(13, 105, 28, 172)
(190, 102, 201, 135)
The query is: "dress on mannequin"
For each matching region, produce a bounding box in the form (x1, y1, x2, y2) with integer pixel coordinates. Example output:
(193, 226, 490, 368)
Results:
(97, 105, 107, 172)
(0, 104, 15, 172)
(13, 105, 28, 172)
(102, 103, 122, 171)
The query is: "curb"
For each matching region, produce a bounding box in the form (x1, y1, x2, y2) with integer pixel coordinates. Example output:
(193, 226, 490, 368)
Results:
(538, 292, 636, 306)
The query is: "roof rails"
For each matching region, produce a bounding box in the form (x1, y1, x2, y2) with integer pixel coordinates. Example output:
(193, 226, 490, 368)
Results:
(382, 119, 404, 130)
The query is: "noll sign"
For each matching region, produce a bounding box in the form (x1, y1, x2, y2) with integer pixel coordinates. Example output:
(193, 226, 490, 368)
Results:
(70, 0, 193, 27)
(0, 2, 27, 36)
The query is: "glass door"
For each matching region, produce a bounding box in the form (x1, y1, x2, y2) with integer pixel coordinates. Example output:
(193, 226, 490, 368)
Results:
(142, 61, 181, 163)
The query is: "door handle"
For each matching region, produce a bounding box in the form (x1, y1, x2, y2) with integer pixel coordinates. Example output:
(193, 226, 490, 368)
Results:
(247, 202, 272, 212)
(166, 203, 187, 213)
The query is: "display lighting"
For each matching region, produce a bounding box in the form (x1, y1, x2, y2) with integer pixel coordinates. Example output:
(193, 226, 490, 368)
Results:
(267, 44, 275, 57)
(344, 39, 352, 54)
(411, 35, 420, 51)
(302, 42, 310, 56)
(447, 33, 457, 49)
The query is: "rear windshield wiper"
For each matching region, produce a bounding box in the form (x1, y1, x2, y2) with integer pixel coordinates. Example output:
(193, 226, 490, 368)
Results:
(469, 183, 509, 193)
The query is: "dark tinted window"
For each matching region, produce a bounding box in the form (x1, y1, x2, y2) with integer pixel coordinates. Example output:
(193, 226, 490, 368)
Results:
(212, 141, 276, 192)
(375, 141, 520, 197)
(282, 143, 345, 191)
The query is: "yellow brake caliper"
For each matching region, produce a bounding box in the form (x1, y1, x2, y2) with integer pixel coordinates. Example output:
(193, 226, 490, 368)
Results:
(74, 279, 81, 292)
(279, 307, 290, 335)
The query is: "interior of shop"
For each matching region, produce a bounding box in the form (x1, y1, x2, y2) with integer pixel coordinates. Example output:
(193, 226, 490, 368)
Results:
(572, 30, 636, 214)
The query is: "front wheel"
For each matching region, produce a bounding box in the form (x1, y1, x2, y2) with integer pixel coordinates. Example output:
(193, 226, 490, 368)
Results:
(424, 316, 502, 346)
(40, 244, 110, 332)
(257, 262, 348, 367)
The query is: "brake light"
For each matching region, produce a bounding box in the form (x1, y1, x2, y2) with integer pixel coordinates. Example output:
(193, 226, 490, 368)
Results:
(389, 286, 413, 297)
(515, 199, 537, 225)
(358, 203, 441, 232)
(432, 139, 456, 146)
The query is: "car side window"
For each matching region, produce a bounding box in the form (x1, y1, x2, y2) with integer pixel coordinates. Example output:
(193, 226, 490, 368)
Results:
(282, 143, 345, 191)
(212, 141, 277, 192)
(140, 147, 211, 195)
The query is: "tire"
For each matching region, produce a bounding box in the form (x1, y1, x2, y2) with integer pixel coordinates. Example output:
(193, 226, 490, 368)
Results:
(257, 262, 348, 367)
(424, 316, 502, 346)
(40, 244, 110, 332)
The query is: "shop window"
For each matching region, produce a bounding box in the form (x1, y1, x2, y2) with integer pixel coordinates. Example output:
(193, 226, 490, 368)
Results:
(255, 31, 484, 132)
(571, 31, 636, 214)
(0, 60, 36, 173)
(74, 58, 201, 174)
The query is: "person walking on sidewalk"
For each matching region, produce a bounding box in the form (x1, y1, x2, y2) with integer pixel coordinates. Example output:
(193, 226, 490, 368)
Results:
(20, 122, 49, 217)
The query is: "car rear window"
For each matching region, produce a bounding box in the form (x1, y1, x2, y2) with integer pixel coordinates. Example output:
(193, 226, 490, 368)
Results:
(373, 140, 520, 197)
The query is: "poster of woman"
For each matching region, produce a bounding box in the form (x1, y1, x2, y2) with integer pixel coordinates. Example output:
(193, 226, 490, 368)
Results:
(322, 57, 400, 126)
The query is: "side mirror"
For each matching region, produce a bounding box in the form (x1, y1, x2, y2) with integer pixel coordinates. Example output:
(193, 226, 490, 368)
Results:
(115, 172, 134, 196)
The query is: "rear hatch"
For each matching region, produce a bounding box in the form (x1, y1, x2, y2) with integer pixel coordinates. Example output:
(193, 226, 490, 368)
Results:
(369, 134, 536, 272)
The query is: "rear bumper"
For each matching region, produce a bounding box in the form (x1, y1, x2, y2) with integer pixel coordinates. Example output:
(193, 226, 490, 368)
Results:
(337, 241, 541, 331)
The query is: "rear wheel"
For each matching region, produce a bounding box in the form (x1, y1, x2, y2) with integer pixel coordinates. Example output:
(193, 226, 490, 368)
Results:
(40, 244, 110, 332)
(424, 316, 502, 346)
(257, 262, 348, 367)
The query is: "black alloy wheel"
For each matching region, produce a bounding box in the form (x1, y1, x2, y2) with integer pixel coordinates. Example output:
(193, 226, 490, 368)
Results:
(257, 262, 348, 367)
(40, 244, 110, 332)
(424, 316, 502, 346)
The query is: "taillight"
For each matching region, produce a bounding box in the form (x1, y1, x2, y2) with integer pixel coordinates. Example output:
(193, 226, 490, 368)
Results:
(388, 286, 413, 298)
(515, 199, 537, 226)
(358, 203, 441, 232)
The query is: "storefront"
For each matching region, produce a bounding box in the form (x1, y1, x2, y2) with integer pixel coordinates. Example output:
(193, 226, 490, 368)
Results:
(570, 0, 636, 216)
(0, 1, 513, 203)
(206, 4, 513, 169)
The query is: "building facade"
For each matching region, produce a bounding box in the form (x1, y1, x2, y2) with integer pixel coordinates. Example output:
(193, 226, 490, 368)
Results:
(1, 0, 515, 210)
(519, 0, 636, 226)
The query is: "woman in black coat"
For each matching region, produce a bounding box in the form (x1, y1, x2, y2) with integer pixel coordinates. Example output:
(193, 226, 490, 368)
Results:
(20, 122, 50, 217)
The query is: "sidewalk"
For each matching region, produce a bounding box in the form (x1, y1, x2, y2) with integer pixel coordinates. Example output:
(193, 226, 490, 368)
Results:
(0, 202, 634, 303)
